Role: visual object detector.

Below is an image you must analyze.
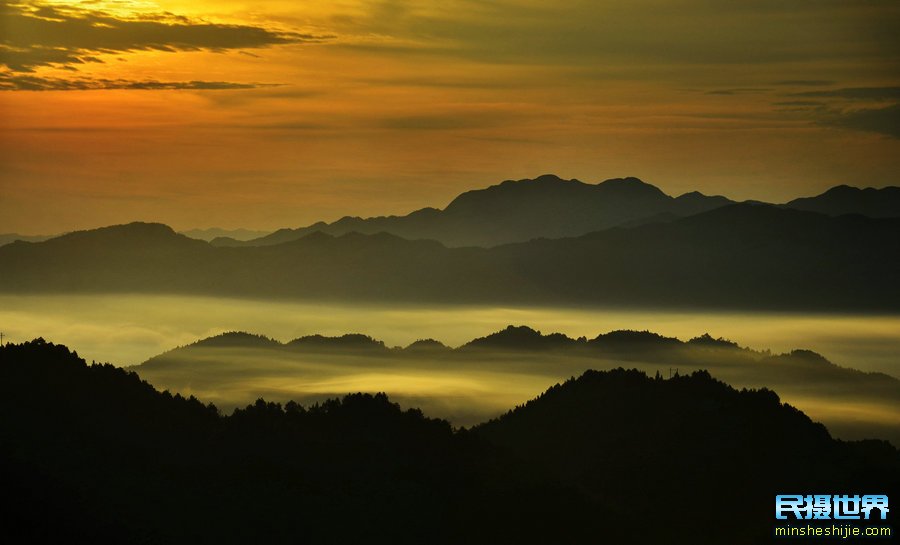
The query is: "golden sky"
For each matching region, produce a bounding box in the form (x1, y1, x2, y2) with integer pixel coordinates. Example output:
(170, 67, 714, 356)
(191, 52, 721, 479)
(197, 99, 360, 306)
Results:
(1, 0, 898, 234)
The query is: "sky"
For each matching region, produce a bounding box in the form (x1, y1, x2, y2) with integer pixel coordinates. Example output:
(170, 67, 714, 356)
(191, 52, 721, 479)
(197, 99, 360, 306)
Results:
(1, 0, 898, 234)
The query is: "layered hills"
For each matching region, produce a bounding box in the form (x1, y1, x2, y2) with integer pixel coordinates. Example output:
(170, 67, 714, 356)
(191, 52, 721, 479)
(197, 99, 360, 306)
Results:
(133, 326, 900, 444)
(207, 175, 899, 248)
(211, 175, 734, 248)
(2, 202, 898, 310)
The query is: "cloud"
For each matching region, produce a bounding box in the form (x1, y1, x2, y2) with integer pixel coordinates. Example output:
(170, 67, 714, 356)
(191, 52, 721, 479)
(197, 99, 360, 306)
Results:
(0, 0, 330, 73)
(769, 85, 900, 137)
(378, 111, 519, 131)
(774, 80, 834, 87)
(338, 0, 900, 69)
(820, 103, 900, 139)
(772, 100, 824, 107)
(706, 88, 771, 95)
(787, 87, 900, 100)
(0, 72, 276, 91)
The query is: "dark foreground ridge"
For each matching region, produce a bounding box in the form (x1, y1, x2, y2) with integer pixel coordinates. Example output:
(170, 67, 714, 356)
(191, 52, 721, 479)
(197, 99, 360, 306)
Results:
(2, 339, 898, 544)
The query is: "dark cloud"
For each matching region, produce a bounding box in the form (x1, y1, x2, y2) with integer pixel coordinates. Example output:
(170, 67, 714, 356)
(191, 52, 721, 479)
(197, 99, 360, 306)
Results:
(378, 112, 517, 131)
(0, 1, 330, 73)
(0, 72, 275, 91)
(772, 100, 824, 107)
(774, 80, 834, 86)
(770, 85, 900, 137)
(788, 87, 900, 100)
(344, 0, 900, 69)
(706, 88, 771, 95)
(820, 103, 900, 138)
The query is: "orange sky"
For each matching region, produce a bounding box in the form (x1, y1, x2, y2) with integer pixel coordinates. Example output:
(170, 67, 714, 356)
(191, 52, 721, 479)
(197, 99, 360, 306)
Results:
(1, 0, 898, 234)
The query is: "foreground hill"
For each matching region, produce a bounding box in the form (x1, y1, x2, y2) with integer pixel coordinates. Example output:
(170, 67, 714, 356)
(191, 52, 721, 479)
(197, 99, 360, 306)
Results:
(2, 203, 898, 311)
(212, 174, 733, 247)
(2, 339, 897, 544)
(473, 369, 899, 539)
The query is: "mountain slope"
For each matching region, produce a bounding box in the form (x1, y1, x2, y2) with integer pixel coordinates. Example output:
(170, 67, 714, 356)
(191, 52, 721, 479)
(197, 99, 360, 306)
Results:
(0, 222, 214, 291)
(474, 368, 898, 541)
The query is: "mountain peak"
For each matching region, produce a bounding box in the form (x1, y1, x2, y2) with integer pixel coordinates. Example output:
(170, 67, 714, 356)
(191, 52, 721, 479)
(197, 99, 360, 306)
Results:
(595, 177, 669, 198)
(48, 222, 195, 247)
(533, 173, 568, 183)
(485, 174, 581, 193)
(95, 222, 176, 236)
(597, 176, 646, 185)
(464, 325, 576, 350)
(288, 333, 386, 352)
(785, 184, 900, 218)
(194, 331, 279, 349)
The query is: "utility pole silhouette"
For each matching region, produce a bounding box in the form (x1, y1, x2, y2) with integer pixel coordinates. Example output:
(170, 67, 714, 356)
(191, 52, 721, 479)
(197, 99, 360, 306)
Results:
(0, 331, 4, 347)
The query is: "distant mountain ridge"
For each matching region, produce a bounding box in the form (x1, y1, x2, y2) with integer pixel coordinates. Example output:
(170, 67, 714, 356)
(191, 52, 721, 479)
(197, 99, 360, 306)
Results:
(0, 233, 55, 247)
(209, 174, 898, 248)
(785, 185, 900, 217)
(212, 174, 735, 247)
(2, 203, 899, 310)
(180, 227, 270, 242)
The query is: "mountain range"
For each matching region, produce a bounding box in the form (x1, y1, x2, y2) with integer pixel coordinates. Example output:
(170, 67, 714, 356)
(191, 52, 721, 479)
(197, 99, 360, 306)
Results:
(179, 227, 270, 242)
(784, 184, 900, 218)
(134, 326, 900, 444)
(207, 175, 900, 248)
(2, 338, 897, 544)
(211, 175, 734, 248)
(2, 175, 897, 251)
(2, 199, 898, 310)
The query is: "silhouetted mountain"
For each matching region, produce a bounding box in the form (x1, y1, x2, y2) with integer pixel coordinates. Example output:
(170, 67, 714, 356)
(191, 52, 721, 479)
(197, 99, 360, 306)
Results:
(195, 331, 280, 348)
(287, 333, 387, 352)
(463, 325, 578, 351)
(404, 338, 450, 352)
(132, 325, 900, 445)
(496, 202, 900, 310)
(180, 227, 270, 241)
(0, 222, 213, 291)
(3, 339, 897, 544)
(672, 190, 735, 215)
(0, 232, 54, 247)
(212, 174, 734, 247)
(589, 329, 682, 352)
(687, 332, 740, 349)
(474, 368, 899, 542)
(2, 204, 899, 310)
(785, 184, 900, 217)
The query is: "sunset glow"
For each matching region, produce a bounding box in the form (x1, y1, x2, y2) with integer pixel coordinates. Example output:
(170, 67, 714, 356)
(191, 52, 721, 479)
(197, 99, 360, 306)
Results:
(1, 0, 898, 234)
